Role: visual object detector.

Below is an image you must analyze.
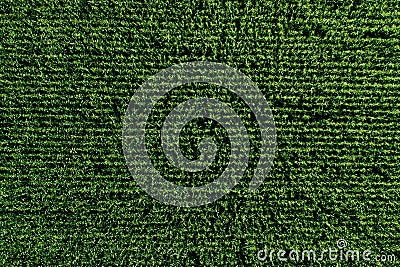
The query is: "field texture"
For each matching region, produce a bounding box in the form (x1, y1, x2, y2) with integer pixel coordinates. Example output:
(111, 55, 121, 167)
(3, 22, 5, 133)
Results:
(1, 0, 400, 266)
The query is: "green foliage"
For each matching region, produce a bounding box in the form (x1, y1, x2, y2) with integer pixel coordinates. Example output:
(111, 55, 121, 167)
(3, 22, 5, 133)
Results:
(1, 0, 399, 265)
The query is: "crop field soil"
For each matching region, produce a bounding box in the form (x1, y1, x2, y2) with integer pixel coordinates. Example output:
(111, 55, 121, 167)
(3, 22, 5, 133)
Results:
(1, 0, 399, 266)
